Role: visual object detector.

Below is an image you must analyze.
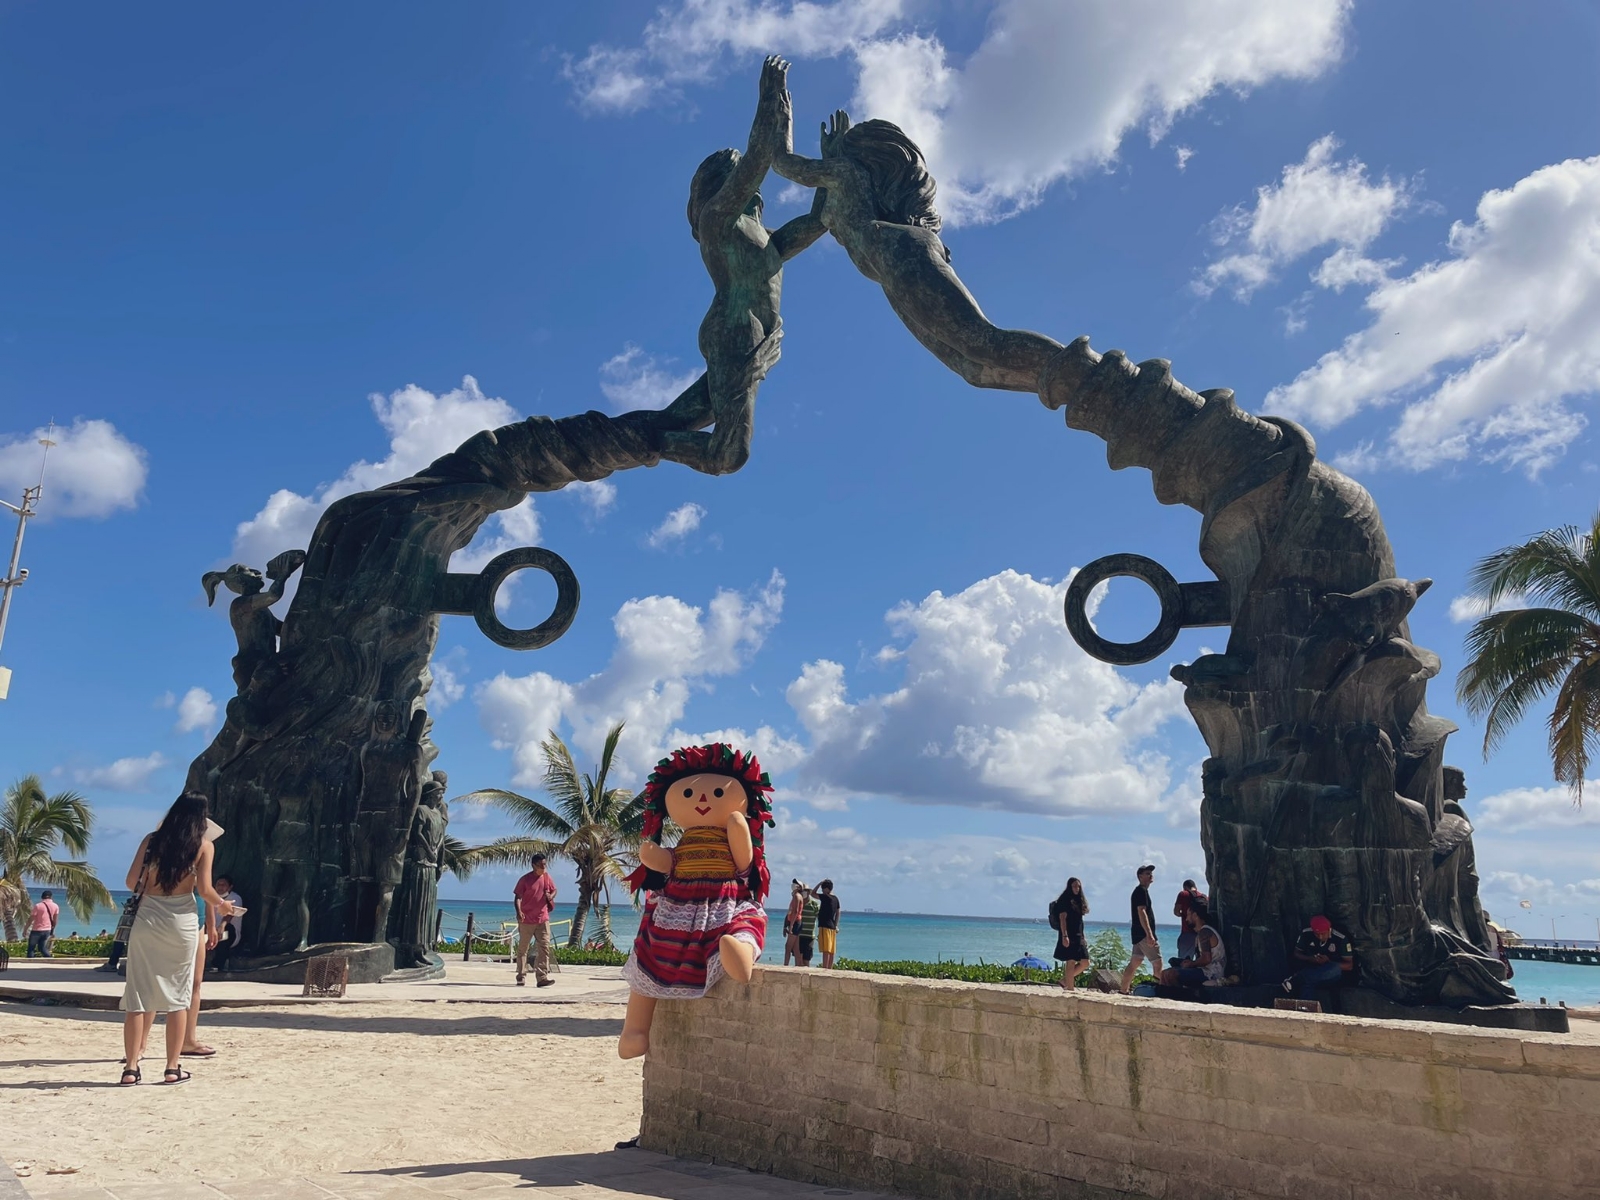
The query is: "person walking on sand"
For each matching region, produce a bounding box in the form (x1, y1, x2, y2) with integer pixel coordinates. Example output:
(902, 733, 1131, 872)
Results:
(783, 879, 805, 966)
(815, 879, 841, 968)
(513, 853, 557, 988)
(1051, 877, 1091, 988)
(1119, 865, 1159, 995)
(118, 792, 233, 1086)
(26, 890, 59, 957)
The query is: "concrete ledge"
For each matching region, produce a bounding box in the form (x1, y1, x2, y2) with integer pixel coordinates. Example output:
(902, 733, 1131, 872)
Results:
(641, 967, 1600, 1200)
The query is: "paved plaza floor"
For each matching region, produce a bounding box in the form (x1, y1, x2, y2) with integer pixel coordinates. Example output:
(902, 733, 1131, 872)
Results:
(6, 1149, 893, 1200)
(0, 960, 898, 1200)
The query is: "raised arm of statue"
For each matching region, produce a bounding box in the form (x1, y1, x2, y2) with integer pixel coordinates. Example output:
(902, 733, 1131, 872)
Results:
(771, 186, 828, 262)
(772, 76, 1061, 394)
(696, 56, 787, 236)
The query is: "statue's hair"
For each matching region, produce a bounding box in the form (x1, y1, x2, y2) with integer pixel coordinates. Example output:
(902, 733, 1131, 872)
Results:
(202, 563, 259, 605)
(838, 119, 942, 234)
(687, 148, 742, 240)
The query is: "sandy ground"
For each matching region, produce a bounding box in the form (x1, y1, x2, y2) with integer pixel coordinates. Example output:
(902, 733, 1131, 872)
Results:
(0, 998, 642, 1193)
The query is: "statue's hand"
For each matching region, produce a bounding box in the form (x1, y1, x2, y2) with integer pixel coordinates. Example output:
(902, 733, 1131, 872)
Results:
(820, 109, 850, 158)
(727, 809, 750, 836)
(757, 55, 791, 140)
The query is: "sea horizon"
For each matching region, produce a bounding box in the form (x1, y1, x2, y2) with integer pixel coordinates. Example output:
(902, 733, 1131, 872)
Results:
(30, 889, 1600, 1006)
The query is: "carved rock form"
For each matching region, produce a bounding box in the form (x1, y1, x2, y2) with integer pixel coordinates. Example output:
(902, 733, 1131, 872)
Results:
(186, 405, 709, 957)
(1039, 342, 1513, 1006)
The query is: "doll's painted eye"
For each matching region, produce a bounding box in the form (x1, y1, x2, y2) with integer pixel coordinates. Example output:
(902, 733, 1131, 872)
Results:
(683, 786, 694, 797)
(713, 787, 725, 798)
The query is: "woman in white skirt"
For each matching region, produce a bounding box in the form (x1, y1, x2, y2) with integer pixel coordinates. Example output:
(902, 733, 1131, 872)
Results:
(119, 791, 232, 1085)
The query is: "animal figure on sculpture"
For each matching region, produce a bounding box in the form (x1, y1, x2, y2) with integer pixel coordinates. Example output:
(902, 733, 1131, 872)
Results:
(619, 743, 775, 1059)
(661, 55, 827, 476)
(201, 549, 306, 693)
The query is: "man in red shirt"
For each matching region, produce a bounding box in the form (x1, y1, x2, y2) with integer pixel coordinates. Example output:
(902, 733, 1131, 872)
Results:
(513, 854, 558, 988)
(27, 890, 60, 958)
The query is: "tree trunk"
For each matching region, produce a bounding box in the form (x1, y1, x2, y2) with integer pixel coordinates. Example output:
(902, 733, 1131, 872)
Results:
(569, 879, 593, 947)
(594, 902, 614, 950)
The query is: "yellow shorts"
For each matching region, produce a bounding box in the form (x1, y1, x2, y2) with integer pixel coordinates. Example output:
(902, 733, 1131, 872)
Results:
(818, 928, 837, 955)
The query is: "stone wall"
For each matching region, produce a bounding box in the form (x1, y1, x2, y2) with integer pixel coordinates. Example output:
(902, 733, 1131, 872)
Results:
(640, 968, 1600, 1200)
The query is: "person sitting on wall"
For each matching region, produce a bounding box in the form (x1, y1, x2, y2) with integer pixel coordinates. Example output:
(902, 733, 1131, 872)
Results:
(1159, 903, 1226, 993)
(1282, 915, 1354, 1002)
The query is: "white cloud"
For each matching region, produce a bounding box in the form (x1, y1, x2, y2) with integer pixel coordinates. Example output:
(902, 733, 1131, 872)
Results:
(566, 479, 619, 518)
(1267, 154, 1600, 476)
(429, 654, 467, 710)
(647, 502, 707, 548)
(785, 569, 1191, 816)
(598, 345, 701, 413)
(173, 687, 218, 735)
(1480, 870, 1600, 910)
(74, 752, 168, 793)
(564, 0, 908, 114)
(1474, 785, 1598, 832)
(0, 419, 148, 519)
(1175, 146, 1194, 172)
(477, 571, 786, 786)
(1198, 135, 1411, 299)
(569, 0, 1351, 224)
(1447, 592, 1525, 624)
(232, 376, 521, 568)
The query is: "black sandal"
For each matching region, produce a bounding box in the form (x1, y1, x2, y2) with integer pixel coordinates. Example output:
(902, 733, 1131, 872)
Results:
(161, 1067, 191, 1085)
(119, 1066, 141, 1086)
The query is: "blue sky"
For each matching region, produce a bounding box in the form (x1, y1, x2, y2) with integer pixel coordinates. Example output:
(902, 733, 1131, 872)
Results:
(3, 1, 1599, 934)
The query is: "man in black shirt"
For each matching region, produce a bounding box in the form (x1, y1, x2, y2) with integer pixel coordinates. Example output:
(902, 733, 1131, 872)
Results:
(1282, 915, 1353, 1001)
(816, 879, 841, 969)
(1119, 865, 1158, 994)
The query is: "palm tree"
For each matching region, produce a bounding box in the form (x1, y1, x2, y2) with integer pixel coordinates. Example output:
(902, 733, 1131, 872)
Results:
(450, 723, 646, 947)
(1, 775, 114, 941)
(1456, 512, 1600, 803)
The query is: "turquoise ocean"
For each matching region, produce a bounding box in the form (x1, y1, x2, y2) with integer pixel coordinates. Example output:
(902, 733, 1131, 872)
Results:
(46, 891, 1600, 1006)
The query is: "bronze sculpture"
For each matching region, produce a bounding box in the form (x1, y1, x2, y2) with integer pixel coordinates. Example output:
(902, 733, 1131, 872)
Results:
(770, 70, 1510, 1007)
(190, 57, 1515, 1008)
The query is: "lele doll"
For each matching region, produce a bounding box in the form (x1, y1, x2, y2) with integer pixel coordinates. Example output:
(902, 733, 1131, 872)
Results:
(619, 743, 774, 1059)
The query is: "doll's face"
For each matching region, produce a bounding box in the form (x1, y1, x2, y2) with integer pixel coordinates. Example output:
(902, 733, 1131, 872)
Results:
(664, 772, 747, 829)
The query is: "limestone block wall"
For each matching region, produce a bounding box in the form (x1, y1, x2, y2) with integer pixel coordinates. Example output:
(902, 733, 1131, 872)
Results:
(640, 968, 1600, 1200)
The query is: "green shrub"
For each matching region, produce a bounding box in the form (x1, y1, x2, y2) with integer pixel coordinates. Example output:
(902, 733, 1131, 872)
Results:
(835, 958, 1061, 985)
(2, 937, 113, 958)
(435, 937, 627, 967)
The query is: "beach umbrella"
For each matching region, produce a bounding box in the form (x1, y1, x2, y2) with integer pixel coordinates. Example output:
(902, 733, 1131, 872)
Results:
(1012, 954, 1052, 970)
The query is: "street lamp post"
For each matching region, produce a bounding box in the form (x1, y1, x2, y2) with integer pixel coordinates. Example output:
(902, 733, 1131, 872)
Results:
(0, 426, 55, 700)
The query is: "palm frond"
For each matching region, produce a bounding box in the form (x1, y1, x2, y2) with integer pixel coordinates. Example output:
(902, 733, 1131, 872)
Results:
(1456, 607, 1593, 753)
(453, 788, 574, 839)
(446, 836, 562, 878)
(1465, 523, 1600, 621)
(539, 731, 587, 825)
(31, 860, 113, 923)
(1549, 653, 1600, 802)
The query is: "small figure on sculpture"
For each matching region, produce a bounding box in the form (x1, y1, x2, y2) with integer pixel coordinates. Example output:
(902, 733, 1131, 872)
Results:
(769, 78, 1060, 394)
(618, 743, 775, 1059)
(201, 549, 307, 693)
(661, 55, 827, 476)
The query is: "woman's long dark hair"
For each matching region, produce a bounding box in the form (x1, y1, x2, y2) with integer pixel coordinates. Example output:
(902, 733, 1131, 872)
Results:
(838, 119, 942, 232)
(147, 791, 209, 892)
(1055, 877, 1087, 918)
